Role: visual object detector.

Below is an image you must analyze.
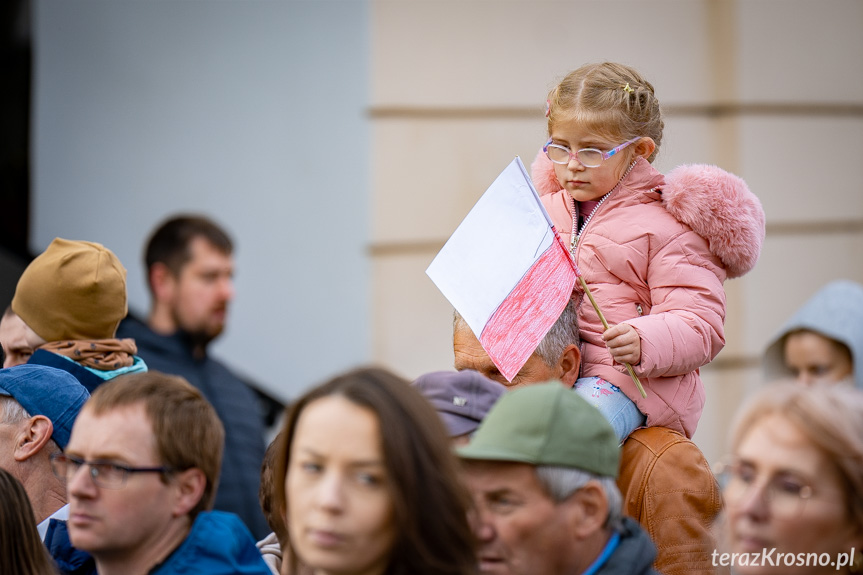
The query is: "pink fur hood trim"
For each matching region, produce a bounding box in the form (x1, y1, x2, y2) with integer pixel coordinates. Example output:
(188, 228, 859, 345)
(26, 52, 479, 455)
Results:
(530, 149, 765, 279)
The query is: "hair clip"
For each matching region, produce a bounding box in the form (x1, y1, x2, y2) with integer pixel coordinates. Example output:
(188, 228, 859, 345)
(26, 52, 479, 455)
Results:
(623, 83, 634, 94)
(545, 99, 551, 118)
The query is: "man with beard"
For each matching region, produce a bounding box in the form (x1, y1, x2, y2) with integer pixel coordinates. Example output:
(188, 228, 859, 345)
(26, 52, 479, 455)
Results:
(117, 214, 268, 539)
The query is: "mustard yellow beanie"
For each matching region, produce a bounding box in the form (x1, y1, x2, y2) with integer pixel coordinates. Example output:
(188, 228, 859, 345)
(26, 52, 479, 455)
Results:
(11, 238, 128, 342)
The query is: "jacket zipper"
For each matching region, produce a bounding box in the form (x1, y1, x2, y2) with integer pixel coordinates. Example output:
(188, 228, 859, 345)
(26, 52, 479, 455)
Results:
(569, 190, 611, 256)
(568, 158, 639, 259)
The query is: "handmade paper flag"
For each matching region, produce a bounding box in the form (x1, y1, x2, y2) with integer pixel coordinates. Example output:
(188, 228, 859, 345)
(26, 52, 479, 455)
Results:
(426, 157, 577, 382)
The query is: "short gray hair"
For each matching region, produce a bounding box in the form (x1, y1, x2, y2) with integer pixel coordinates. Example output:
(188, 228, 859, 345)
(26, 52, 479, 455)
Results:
(534, 298, 580, 367)
(534, 465, 623, 530)
(453, 298, 579, 368)
(0, 396, 62, 455)
(0, 396, 30, 424)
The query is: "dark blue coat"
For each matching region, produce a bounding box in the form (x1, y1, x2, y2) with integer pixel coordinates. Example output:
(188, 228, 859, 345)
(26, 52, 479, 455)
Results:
(117, 317, 269, 539)
(45, 512, 271, 575)
(44, 519, 96, 575)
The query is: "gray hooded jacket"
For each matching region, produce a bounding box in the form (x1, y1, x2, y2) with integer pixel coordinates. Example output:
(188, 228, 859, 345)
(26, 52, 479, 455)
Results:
(763, 280, 863, 389)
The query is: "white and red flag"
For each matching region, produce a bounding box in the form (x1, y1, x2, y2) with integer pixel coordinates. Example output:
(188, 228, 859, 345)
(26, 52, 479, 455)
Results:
(426, 157, 577, 382)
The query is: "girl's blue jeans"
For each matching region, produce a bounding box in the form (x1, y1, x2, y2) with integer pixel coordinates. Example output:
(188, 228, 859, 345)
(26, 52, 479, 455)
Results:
(573, 376, 646, 443)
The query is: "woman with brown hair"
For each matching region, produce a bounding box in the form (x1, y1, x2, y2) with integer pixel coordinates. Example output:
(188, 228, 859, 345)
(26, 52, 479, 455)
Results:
(272, 366, 477, 575)
(717, 383, 863, 574)
(0, 467, 58, 575)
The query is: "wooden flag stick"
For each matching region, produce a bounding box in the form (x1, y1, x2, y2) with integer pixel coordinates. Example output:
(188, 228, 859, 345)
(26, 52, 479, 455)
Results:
(578, 276, 647, 398)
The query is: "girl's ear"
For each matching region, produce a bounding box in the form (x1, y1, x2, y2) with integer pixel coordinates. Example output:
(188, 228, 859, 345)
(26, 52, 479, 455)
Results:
(635, 137, 656, 160)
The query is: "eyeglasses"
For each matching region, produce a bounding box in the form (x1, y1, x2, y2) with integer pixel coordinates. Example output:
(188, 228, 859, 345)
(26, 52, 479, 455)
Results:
(714, 459, 813, 520)
(543, 137, 641, 168)
(50, 453, 174, 489)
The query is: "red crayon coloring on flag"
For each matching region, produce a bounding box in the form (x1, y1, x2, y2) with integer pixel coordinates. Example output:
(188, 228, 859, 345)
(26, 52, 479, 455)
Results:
(427, 157, 578, 383)
(480, 230, 575, 381)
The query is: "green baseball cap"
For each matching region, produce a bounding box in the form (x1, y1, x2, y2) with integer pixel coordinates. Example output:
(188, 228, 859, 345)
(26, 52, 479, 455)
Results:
(457, 381, 620, 478)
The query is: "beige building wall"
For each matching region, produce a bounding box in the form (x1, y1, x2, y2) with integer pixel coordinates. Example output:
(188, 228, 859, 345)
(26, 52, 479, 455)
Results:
(369, 0, 863, 465)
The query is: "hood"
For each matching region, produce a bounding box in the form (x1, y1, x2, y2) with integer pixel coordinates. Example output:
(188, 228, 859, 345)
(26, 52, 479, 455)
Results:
(601, 517, 658, 574)
(530, 149, 765, 279)
(763, 280, 863, 389)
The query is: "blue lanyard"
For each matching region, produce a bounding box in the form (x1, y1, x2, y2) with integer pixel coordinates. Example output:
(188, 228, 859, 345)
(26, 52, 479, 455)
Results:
(580, 531, 621, 575)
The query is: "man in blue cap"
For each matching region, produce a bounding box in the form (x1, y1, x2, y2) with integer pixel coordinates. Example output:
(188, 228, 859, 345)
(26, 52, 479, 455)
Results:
(0, 363, 94, 574)
(458, 382, 660, 575)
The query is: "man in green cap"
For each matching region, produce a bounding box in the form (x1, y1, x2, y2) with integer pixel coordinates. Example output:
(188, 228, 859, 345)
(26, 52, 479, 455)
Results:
(458, 381, 659, 575)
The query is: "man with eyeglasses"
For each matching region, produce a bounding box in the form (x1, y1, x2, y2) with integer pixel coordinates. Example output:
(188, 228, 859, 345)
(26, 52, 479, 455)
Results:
(55, 370, 270, 575)
(0, 363, 95, 575)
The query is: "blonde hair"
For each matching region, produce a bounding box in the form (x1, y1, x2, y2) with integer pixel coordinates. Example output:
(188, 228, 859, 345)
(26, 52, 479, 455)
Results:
(547, 62, 663, 162)
(730, 383, 863, 531)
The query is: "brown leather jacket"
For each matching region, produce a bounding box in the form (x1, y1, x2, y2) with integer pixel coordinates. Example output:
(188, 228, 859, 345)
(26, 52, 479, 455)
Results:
(618, 427, 722, 575)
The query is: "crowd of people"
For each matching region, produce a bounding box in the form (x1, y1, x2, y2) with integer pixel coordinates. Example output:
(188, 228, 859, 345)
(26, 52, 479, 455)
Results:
(1, 60, 861, 575)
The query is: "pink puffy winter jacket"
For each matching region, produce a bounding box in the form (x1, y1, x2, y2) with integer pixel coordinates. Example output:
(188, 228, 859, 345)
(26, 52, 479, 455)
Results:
(535, 154, 764, 438)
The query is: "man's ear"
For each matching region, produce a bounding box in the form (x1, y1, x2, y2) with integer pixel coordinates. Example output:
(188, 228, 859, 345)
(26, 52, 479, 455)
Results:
(171, 467, 207, 517)
(14, 415, 54, 462)
(149, 262, 176, 303)
(565, 480, 609, 540)
(558, 344, 581, 387)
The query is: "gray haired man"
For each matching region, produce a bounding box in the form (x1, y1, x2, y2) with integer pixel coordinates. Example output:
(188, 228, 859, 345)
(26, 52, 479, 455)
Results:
(458, 381, 659, 575)
(0, 364, 94, 574)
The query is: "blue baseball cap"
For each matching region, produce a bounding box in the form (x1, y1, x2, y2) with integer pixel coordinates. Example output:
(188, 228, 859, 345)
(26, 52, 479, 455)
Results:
(0, 364, 90, 449)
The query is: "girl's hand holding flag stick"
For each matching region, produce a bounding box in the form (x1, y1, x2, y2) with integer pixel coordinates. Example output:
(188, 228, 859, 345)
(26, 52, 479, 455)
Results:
(577, 274, 647, 398)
